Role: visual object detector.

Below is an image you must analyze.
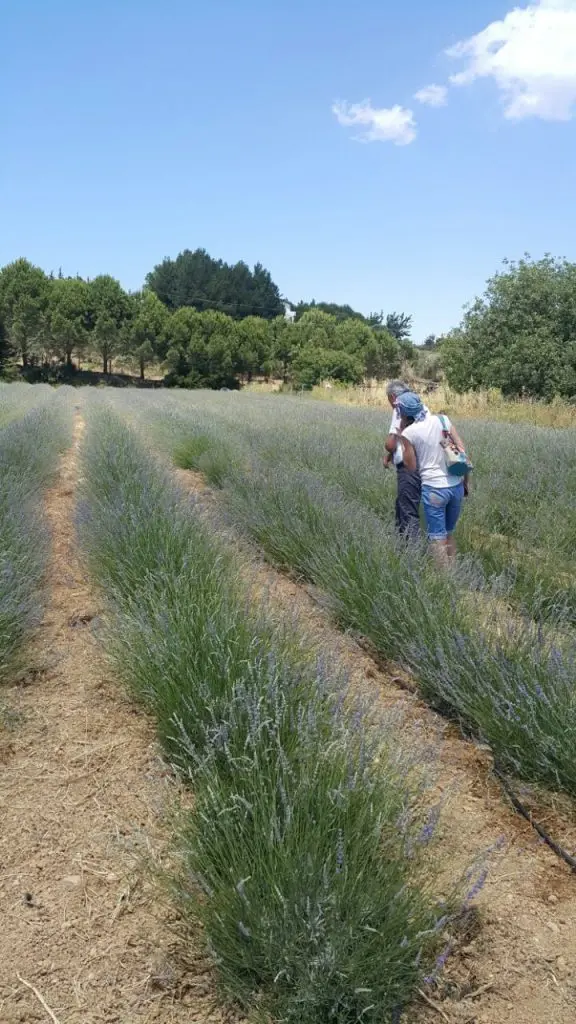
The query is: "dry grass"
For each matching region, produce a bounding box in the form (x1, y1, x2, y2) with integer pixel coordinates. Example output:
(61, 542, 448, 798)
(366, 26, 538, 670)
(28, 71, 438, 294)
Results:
(246, 381, 576, 429)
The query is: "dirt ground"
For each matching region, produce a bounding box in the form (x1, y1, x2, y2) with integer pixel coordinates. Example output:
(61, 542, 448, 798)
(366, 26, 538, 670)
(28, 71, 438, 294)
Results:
(0, 416, 231, 1024)
(174, 467, 576, 1024)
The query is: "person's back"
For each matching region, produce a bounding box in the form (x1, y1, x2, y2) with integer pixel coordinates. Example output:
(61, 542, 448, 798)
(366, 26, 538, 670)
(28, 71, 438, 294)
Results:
(396, 393, 468, 563)
(402, 413, 452, 489)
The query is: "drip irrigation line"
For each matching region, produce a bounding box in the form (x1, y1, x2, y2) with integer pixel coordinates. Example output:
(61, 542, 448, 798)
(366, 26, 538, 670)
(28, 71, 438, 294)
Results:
(494, 766, 576, 873)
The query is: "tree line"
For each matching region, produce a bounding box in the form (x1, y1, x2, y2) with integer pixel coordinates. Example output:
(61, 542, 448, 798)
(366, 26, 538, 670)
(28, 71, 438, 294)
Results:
(5, 248, 574, 398)
(0, 251, 412, 388)
(441, 256, 576, 400)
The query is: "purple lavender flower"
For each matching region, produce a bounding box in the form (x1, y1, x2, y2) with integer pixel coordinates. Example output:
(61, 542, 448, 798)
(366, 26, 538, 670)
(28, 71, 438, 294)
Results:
(416, 804, 441, 846)
(465, 867, 488, 903)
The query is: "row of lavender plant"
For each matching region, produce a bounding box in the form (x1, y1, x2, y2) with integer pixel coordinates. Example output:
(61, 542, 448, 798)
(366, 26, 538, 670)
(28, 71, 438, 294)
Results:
(0, 391, 73, 684)
(0, 381, 56, 429)
(135, 393, 576, 799)
(150, 390, 576, 627)
(76, 404, 465, 1024)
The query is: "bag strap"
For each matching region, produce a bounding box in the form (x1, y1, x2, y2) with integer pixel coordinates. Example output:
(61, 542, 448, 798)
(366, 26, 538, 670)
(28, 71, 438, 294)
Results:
(437, 414, 450, 434)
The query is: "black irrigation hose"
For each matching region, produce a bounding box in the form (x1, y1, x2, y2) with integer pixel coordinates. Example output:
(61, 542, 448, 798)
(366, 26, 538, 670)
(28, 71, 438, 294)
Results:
(494, 767, 576, 873)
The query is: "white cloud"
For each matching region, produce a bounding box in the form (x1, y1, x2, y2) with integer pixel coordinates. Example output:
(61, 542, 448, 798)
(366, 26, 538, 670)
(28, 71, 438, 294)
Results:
(332, 100, 417, 145)
(447, 0, 576, 120)
(414, 84, 448, 107)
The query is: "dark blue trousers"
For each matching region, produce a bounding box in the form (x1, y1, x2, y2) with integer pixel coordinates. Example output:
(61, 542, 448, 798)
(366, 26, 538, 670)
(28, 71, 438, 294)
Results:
(395, 465, 421, 539)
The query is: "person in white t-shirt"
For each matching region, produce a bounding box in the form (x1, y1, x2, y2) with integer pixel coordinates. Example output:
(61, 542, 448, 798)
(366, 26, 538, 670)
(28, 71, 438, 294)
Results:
(382, 380, 421, 538)
(395, 391, 468, 562)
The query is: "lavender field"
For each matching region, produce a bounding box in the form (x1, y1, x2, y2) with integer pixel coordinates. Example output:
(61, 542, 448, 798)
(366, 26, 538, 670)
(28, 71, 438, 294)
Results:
(100, 388, 576, 795)
(0, 385, 71, 686)
(77, 389, 576, 1015)
(3, 383, 576, 1023)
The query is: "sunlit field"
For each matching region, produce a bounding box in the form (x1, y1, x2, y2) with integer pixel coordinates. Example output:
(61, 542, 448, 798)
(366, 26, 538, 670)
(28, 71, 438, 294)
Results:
(246, 379, 576, 430)
(3, 382, 576, 1023)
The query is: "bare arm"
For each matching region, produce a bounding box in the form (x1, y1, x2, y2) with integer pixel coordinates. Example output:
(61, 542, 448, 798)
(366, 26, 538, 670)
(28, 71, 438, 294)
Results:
(383, 440, 395, 468)
(399, 436, 417, 472)
(384, 408, 401, 462)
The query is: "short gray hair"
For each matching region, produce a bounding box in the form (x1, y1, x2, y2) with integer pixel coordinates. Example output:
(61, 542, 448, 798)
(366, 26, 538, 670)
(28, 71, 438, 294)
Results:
(386, 379, 409, 399)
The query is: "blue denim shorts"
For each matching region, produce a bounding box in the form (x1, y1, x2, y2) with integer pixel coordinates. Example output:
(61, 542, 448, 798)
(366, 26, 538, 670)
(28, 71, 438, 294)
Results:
(422, 482, 464, 540)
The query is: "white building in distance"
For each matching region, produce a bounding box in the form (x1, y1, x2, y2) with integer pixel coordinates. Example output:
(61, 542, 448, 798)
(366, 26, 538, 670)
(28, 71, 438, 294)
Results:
(283, 301, 296, 323)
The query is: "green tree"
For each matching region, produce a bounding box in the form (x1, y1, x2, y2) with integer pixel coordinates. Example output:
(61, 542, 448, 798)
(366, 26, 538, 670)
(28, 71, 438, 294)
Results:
(443, 256, 576, 398)
(0, 311, 9, 374)
(334, 318, 375, 354)
(125, 290, 167, 379)
(163, 308, 240, 388)
(87, 275, 131, 330)
(267, 316, 296, 382)
(49, 277, 91, 367)
(399, 338, 417, 365)
(93, 314, 118, 374)
(289, 309, 402, 385)
(291, 347, 364, 389)
(384, 312, 412, 341)
(367, 311, 383, 329)
(363, 330, 402, 380)
(8, 297, 50, 366)
(236, 315, 271, 381)
(295, 300, 365, 322)
(50, 312, 87, 369)
(293, 310, 338, 349)
(198, 310, 239, 384)
(0, 259, 51, 365)
(146, 248, 284, 319)
(164, 306, 200, 348)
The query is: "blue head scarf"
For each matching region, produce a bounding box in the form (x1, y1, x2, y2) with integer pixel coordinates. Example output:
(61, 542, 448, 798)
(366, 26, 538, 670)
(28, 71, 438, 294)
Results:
(396, 391, 426, 422)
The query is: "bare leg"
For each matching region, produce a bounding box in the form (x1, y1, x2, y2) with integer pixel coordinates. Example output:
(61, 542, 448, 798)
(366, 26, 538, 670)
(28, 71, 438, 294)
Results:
(446, 534, 457, 560)
(430, 539, 449, 567)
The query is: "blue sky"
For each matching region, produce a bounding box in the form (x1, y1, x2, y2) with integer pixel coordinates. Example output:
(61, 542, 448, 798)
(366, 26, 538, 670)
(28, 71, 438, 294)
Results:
(2, 0, 576, 339)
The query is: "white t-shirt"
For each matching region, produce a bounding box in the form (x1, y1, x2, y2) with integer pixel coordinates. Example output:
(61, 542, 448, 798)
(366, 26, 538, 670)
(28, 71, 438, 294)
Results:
(402, 413, 452, 488)
(389, 404, 430, 468)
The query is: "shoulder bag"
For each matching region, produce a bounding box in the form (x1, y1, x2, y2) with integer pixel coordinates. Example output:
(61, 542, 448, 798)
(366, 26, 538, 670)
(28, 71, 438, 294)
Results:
(437, 415, 472, 478)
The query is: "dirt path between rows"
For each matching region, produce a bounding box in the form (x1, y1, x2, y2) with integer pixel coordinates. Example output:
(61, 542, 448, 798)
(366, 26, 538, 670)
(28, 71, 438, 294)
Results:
(174, 467, 576, 1024)
(0, 414, 228, 1024)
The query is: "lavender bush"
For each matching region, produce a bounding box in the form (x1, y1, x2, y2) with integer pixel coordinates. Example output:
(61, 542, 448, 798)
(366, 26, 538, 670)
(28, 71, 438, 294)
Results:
(0, 381, 55, 428)
(132, 392, 576, 798)
(0, 394, 72, 682)
(77, 407, 458, 1023)
(137, 391, 576, 625)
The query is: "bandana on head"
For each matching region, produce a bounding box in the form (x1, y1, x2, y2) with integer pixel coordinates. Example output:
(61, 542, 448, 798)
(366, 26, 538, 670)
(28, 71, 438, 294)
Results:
(396, 392, 426, 422)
